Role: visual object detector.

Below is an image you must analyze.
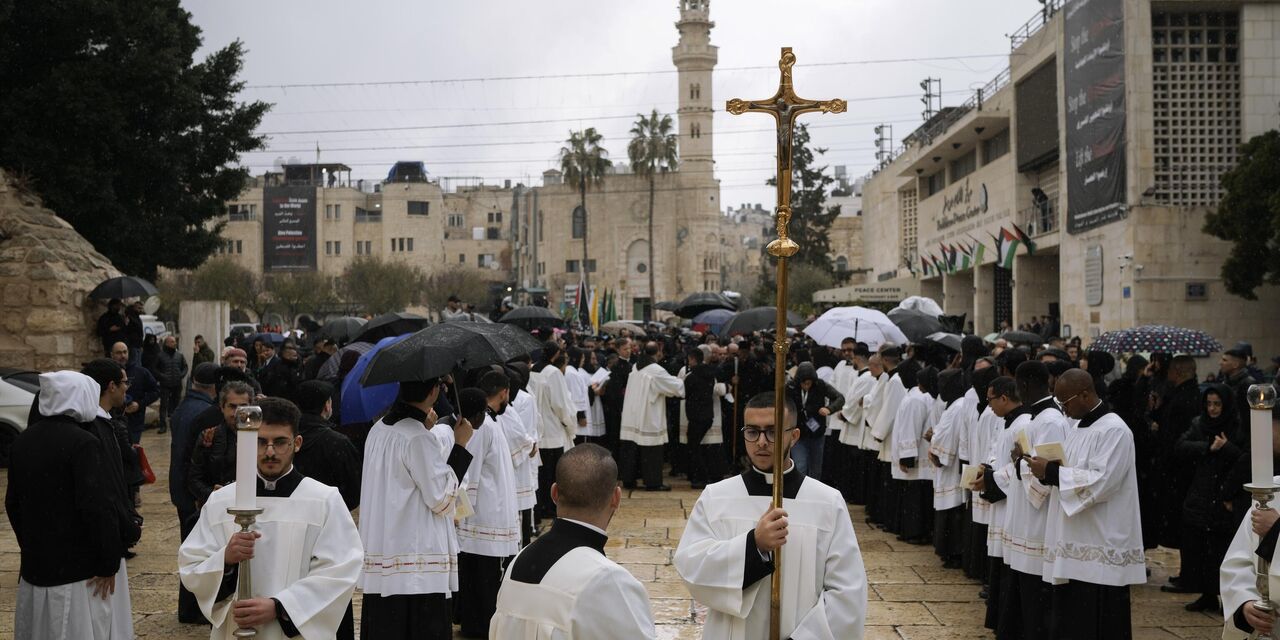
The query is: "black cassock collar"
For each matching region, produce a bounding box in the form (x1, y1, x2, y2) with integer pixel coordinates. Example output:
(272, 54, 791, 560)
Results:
(1002, 405, 1030, 429)
(1076, 401, 1111, 429)
(742, 461, 805, 500)
(257, 467, 304, 498)
(508, 518, 609, 585)
(1028, 396, 1057, 419)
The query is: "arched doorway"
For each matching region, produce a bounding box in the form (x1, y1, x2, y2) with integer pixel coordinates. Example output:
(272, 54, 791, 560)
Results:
(626, 239, 651, 320)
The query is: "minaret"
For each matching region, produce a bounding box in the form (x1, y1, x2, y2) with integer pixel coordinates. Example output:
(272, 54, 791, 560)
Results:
(672, 0, 717, 183)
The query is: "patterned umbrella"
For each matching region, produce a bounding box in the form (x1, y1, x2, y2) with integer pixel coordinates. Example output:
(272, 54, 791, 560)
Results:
(1090, 325, 1222, 355)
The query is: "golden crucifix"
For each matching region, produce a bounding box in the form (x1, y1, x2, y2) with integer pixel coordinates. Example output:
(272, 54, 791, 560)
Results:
(727, 47, 844, 640)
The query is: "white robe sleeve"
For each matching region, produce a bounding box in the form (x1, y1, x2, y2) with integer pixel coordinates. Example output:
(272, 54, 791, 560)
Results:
(788, 500, 868, 640)
(673, 497, 765, 620)
(651, 367, 686, 399)
(272, 490, 364, 640)
(1220, 513, 1263, 639)
(893, 397, 926, 460)
(1055, 425, 1135, 517)
(178, 503, 237, 629)
(929, 405, 961, 466)
(870, 379, 904, 442)
(550, 370, 579, 444)
(408, 430, 460, 515)
(570, 566, 658, 640)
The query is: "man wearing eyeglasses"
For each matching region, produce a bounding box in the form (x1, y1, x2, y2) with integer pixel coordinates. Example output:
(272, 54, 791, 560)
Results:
(674, 392, 868, 639)
(181, 397, 363, 640)
(1028, 368, 1145, 640)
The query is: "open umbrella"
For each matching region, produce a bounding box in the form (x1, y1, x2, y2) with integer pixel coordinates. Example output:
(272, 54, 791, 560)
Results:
(887, 307, 944, 343)
(500, 306, 565, 331)
(803, 306, 909, 351)
(89, 276, 158, 300)
(318, 316, 367, 344)
(999, 330, 1044, 345)
(924, 331, 964, 352)
(673, 292, 736, 319)
(654, 301, 679, 312)
(720, 307, 802, 336)
(353, 312, 430, 344)
(317, 341, 376, 381)
(1091, 325, 1222, 355)
(442, 313, 493, 323)
(340, 335, 410, 425)
(361, 322, 542, 387)
(600, 320, 647, 337)
(692, 309, 735, 335)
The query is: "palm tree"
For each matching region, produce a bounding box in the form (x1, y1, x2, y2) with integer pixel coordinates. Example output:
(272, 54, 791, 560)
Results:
(559, 128, 611, 309)
(627, 110, 679, 322)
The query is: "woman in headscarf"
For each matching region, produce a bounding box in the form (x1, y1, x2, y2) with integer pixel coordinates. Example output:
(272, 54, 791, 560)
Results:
(1172, 383, 1242, 612)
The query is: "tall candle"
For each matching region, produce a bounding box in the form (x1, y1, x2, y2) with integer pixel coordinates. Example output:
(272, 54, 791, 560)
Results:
(234, 406, 262, 509)
(1249, 384, 1278, 487)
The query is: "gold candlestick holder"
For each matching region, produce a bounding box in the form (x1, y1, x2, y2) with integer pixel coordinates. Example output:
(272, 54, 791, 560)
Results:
(226, 507, 265, 638)
(1246, 482, 1277, 639)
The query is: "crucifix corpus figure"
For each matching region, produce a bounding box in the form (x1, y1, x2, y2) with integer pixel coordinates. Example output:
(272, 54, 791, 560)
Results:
(674, 48, 868, 640)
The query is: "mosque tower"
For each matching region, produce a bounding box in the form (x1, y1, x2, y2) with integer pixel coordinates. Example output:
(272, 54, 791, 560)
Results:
(672, 0, 717, 183)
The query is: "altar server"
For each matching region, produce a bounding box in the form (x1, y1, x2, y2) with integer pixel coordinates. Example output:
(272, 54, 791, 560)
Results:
(928, 369, 969, 567)
(893, 366, 939, 544)
(1219, 403, 1280, 639)
(674, 392, 867, 639)
(490, 444, 656, 639)
(620, 341, 685, 490)
(180, 397, 362, 640)
(869, 347, 909, 531)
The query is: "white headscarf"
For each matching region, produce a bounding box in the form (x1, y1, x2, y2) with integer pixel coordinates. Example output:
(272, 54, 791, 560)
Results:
(37, 371, 101, 423)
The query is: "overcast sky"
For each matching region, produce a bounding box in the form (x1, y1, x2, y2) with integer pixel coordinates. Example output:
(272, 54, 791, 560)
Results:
(183, 0, 1038, 210)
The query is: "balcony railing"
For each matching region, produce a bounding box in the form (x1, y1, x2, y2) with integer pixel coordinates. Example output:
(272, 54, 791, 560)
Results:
(1017, 200, 1059, 237)
(355, 211, 382, 223)
(1008, 0, 1061, 50)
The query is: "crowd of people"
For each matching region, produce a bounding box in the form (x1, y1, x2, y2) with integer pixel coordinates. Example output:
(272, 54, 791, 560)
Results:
(8, 300, 1280, 639)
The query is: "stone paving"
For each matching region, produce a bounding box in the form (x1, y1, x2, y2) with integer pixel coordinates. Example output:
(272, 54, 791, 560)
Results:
(0, 429, 1227, 638)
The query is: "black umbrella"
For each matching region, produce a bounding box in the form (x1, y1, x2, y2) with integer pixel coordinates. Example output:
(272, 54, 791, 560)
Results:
(89, 276, 158, 300)
(499, 306, 565, 331)
(317, 316, 367, 344)
(441, 313, 493, 323)
(361, 322, 543, 386)
(354, 312, 431, 344)
(720, 307, 802, 336)
(999, 330, 1044, 345)
(654, 301, 679, 312)
(924, 331, 963, 352)
(674, 292, 736, 319)
(887, 307, 944, 343)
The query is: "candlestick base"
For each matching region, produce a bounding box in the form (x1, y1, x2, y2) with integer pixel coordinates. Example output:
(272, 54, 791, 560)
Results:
(1245, 484, 1278, 640)
(227, 507, 265, 638)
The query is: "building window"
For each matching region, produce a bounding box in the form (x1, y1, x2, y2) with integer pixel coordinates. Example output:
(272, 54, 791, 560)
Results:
(487, 211, 502, 224)
(899, 188, 918, 267)
(691, 122, 701, 139)
(333, 204, 341, 220)
(228, 204, 256, 221)
(356, 241, 365, 256)
(459, 254, 466, 263)
(486, 227, 500, 240)
(835, 256, 849, 274)
(566, 260, 579, 273)
(447, 213, 465, 228)
(391, 237, 413, 252)
(325, 205, 332, 219)
(355, 207, 381, 223)
(235, 240, 242, 254)
(478, 254, 496, 269)
(924, 172, 945, 197)
(537, 213, 544, 242)
(333, 241, 341, 256)
(408, 201, 430, 216)
(571, 207, 585, 239)
(982, 129, 1010, 164)
(585, 259, 596, 272)
(949, 150, 977, 182)
(1151, 10, 1241, 206)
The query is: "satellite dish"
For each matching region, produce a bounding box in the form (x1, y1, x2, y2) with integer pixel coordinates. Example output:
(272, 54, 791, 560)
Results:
(143, 296, 161, 315)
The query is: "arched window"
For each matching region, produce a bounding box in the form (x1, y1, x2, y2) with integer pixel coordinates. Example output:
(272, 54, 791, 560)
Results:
(694, 83, 701, 100)
(835, 255, 849, 273)
(691, 122, 701, 139)
(571, 205, 585, 239)
(690, 83, 697, 100)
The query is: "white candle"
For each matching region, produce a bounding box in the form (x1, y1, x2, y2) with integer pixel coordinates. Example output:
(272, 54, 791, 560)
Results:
(234, 406, 262, 509)
(1249, 384, 1278, 488)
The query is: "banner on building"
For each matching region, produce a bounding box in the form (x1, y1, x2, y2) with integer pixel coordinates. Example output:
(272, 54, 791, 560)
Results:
(1063, 0, 1127, 233)
(262, 186, 318, 271)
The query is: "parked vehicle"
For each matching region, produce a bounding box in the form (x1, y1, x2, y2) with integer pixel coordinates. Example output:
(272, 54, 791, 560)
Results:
(0, 368, 38, 467)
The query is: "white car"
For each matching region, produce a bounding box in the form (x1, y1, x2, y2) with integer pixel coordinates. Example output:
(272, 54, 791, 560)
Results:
(0, 368, 38, 467)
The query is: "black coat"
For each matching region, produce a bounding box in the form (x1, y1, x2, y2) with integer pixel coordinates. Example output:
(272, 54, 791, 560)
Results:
(84, 416, 143, 548)
(187, 422, 237, 506)
(6, 415, 124, 585)
(258, 357, 301, 400)
(787, 378, 845, 439)
(684, 363, 720, 426)
(1176, 389, 1244, 532)
(294, 412, 362, 510)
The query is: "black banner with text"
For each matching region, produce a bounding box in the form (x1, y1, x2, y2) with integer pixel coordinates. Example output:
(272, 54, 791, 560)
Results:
(1063, 0, 1127, 233)
(262, 186, 317, 271)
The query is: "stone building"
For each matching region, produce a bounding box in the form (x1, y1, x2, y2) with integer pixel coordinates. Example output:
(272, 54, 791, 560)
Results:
(833, 0, 1279, 357)
(0, 169, 121, 370)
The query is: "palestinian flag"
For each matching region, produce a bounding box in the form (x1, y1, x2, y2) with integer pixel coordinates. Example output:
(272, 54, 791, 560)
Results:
(930, 253, 947, 276)
(957, 243, 973, 271)
(968, 234, 987, 266)
(995, 227, 1021, 269)
(921, 255, 932, 277)
(1011, 223, 1037, 255)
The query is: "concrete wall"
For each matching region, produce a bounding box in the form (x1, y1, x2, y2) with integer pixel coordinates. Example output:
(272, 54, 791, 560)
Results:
(1242, 3, 1280, 138)
(178, 300, 230, 375)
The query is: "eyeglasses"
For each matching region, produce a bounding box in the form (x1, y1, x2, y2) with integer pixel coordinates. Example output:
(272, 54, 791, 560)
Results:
(741, 426, 796, 443)
(1055, 392, 1083, 411)
(258, 437, 294, 452)
(116, 378, 132, 388)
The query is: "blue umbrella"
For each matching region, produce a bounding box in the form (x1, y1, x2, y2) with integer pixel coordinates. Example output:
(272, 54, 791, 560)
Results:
(692, 308, 735, 335)
(340, 334, 410, 425)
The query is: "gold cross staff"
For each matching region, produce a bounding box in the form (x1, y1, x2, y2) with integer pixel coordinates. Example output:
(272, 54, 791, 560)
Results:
(726, 47, 844, 640)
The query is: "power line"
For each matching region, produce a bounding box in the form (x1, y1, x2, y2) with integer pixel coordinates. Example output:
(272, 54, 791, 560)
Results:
(243, 54, 1009, 91)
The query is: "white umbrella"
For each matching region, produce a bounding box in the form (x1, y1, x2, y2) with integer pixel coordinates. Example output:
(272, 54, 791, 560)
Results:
(894, 296, 944, 317)
(803, 306, 909, 351)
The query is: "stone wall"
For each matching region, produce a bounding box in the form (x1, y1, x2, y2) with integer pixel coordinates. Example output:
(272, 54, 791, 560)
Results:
(0, 169, 120, 370)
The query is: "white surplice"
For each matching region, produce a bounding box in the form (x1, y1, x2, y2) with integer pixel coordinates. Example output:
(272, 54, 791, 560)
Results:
(458, 414, 521, 558)
(929, 399, 968, 510)
(966, 405, 1002, 525)
(179, 479, 362, 640)
(583, 367, 610, 438)
(15, 558, 132, 640)
(532, 366, 578, 450)
(677, 365, 727, 446)
(891, 388, 933, 481)
(358, 416, 462, 596)
(565, 365, 591, 418)
(837, 369, 876, 450)
(512, 388, 542, 505)
(1040, 407, 1146, 586)
(620, 362, 685, 447)
(674, 468, 868, 640)
(985, 411, 1031, 559)
(500, 399, 538, 512)
(869, 371, 907, 462)
(992, 398, 1070, 575)
(1220, 475, 1280, 640)
(823, 361, 856, 438)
